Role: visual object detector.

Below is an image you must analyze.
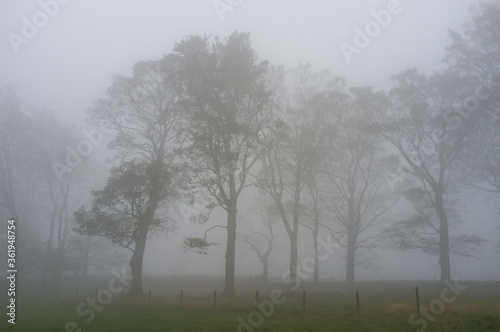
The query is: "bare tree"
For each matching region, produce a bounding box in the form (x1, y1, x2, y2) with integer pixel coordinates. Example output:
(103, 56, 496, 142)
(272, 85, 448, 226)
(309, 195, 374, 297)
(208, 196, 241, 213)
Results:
(240, 204, 277, 283)
(447, 1, 500, 84)
(65, 234, 128, 286)
(300, 177, 324, 284)
(388, 187, 485, 260)
(323, 87, 397, 284)
(34, 112, 80, 288)
(447, 1, 500, 195)
(382, 68, 485, 281)
(0, 86, 47, 276)
(461, 115, 500, 193)
(256, 64, 340, 285)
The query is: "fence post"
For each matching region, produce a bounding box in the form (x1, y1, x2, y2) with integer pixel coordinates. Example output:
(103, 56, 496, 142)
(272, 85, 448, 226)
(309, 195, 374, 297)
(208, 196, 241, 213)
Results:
(256, 290, 259, 302)
(302, 290, 306, 311)
(121, 289, 124, 304)
(213, 290, 217, 309)
(149, 289, 152, 304)
(180, 289, 183, 307)
(76, 288, 79, 301)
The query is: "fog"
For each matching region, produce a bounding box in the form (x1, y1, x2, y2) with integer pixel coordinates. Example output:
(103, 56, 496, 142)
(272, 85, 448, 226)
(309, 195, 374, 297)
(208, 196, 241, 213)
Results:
(1, 0, 499, 302)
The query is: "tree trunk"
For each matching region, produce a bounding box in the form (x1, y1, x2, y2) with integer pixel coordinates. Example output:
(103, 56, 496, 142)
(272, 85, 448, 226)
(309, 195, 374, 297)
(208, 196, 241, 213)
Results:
(275, 202, 295, 284)
(42, 176, 58, 289)
(345, 240, 356, 285)
(262, 255, 268, 284)
(313, 220, 319, 284)
(223, 203, 237, 297)
(81, 236, 91, 287)
(289, 180, 301, 285)
(435, 193, 451, 281)
(42, 206, 57, 289)
(346, 224, 357, 285)
(129, 226, 148, 297)
(54, 203, 65, 286)
(129, 158, 162, 296)
(289, 228, 298, 285)
(345, 191, 357, 285)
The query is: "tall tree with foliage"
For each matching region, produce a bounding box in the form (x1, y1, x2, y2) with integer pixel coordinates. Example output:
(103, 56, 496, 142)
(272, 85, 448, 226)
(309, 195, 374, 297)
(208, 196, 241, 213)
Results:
(77, 58, 182, 296)
(174, 32, 272, 296)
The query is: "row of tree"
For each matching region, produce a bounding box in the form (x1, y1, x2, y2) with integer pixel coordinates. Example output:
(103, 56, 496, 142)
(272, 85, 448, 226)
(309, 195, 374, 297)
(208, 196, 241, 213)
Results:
(1, 2, 499, 297)
(0, 90, 127, 290)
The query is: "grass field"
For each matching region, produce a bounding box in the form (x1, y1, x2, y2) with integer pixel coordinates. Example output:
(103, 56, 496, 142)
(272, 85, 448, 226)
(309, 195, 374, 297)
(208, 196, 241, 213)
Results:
(2, 279, 500, 331)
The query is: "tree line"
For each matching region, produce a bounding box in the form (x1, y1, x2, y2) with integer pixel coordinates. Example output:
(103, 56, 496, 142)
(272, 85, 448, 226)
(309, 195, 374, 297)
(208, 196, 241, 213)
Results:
(1, 2, 498, 297)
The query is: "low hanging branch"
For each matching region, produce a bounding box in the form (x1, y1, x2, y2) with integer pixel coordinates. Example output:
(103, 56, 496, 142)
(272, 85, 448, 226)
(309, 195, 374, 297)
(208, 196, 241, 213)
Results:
(182, 225, 224, 255)
(182, 237, 217, 255)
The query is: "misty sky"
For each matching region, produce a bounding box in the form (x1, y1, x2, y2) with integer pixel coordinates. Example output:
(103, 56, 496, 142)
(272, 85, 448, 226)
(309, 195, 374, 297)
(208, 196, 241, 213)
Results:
(1, 0, 498, 281)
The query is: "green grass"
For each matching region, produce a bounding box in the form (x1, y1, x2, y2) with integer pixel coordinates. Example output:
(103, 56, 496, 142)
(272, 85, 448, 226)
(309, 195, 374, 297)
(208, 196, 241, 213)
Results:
(2, 288, 500, 331)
